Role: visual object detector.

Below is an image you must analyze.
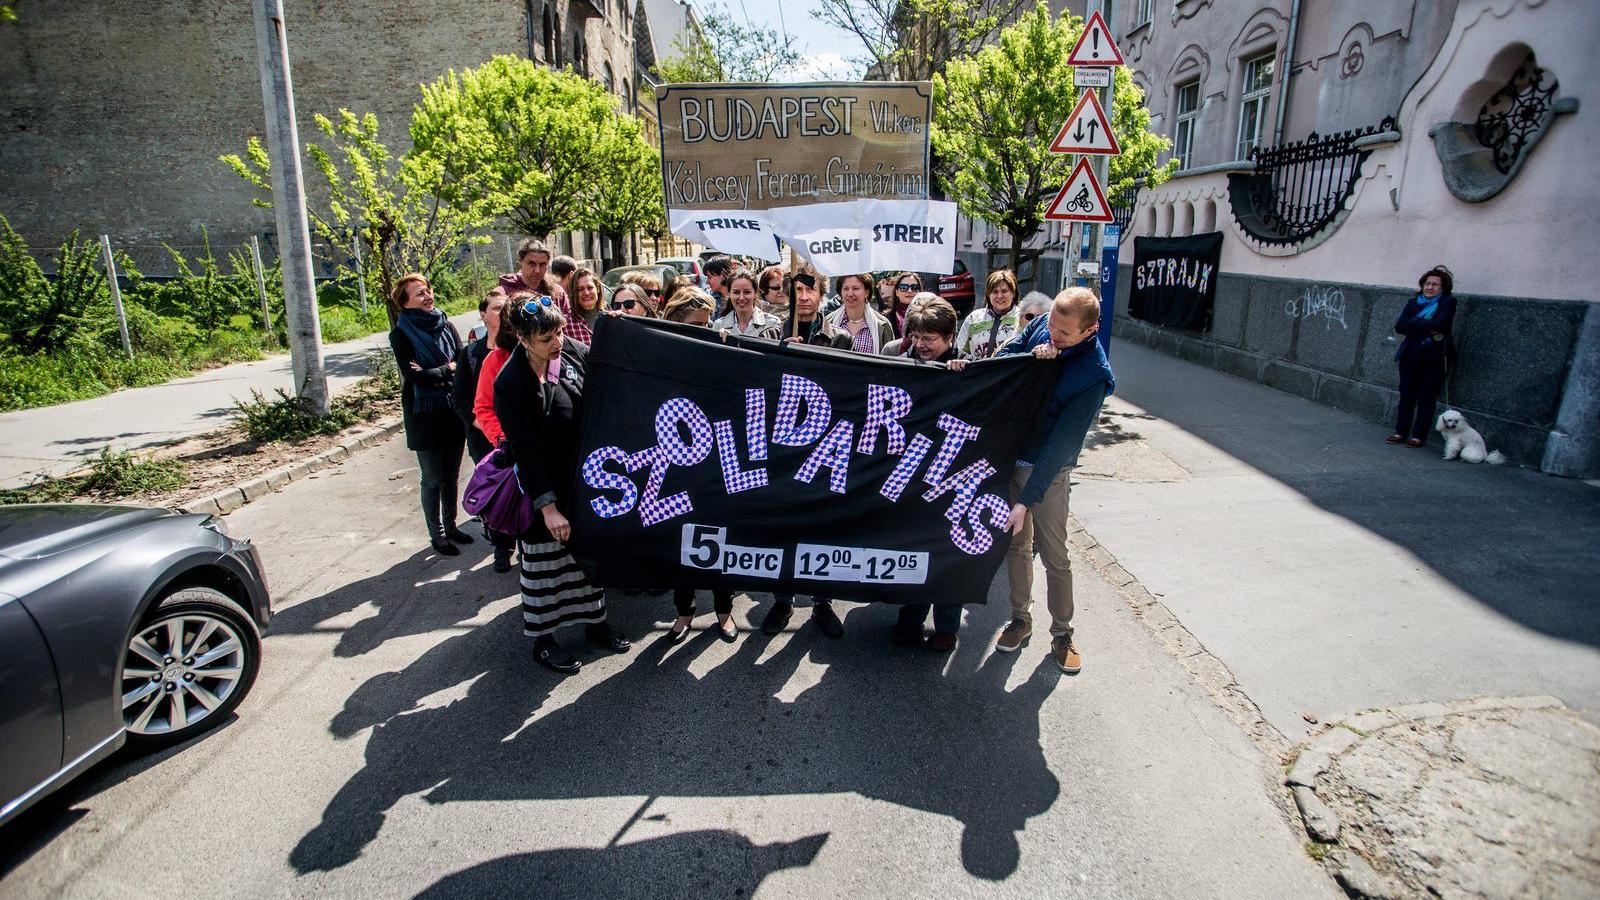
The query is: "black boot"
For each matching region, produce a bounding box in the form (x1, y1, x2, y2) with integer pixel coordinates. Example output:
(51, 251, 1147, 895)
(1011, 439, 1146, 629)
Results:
(493, 546, 513, 573)
(586, 621, 632, 653)
(761, 600, 794, 635)
(532, 635, 580, 674)
(812, 601, 845, 639)
(445, 525, 475, 544)
(430, 535, 460, 556)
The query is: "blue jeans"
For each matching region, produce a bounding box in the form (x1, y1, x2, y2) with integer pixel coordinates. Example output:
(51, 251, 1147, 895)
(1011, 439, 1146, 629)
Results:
(897, 603, 962, 635)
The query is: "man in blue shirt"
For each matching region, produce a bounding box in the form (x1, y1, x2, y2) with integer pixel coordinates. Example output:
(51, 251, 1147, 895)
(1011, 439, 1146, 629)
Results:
(990, 287, 1115, 673)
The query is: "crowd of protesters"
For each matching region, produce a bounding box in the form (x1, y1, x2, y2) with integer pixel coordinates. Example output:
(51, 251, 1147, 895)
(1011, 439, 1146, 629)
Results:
(389, 238, 1113, 676)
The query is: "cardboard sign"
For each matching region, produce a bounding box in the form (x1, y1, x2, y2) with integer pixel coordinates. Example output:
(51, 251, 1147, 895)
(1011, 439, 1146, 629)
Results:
(655, 82, 932, 212)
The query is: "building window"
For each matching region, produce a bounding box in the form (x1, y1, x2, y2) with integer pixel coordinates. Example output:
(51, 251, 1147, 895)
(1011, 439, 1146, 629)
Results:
(603, 62, 615, 93)
(1237, 53, 1274, 159)
(573, 29, 587, 76)
(543, 5, 556, 64)
(1134, 0, 1152, 27)
(525, 1, 537, 59)
(1173, 81, 1198, 169)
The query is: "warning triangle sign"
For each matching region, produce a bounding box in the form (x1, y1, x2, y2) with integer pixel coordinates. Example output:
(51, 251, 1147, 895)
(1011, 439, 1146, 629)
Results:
(1049, 89, 1121, 155)
(1066, 10, 1124, 67)
(1044, 158, 1114, 223)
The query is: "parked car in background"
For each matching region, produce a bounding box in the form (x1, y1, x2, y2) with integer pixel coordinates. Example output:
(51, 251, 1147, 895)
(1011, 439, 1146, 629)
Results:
(938, 258, 977, 316)
(600, 264, 675, 292)
(656, 257, 708, 289)
(0, 504, 270, 827)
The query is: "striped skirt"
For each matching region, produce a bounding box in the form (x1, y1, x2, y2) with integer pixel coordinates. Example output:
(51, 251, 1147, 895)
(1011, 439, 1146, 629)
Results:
(518, 540, 606, 637)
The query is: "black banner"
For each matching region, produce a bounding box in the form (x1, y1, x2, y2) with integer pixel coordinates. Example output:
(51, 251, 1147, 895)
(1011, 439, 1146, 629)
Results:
(567, 316, 1055, 604)
(1129, 231, 1223, 331)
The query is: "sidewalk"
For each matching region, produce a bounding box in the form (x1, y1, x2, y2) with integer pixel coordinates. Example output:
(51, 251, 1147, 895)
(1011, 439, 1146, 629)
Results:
(1070, 341, 1600, 743)
(0, 313, 476, 489)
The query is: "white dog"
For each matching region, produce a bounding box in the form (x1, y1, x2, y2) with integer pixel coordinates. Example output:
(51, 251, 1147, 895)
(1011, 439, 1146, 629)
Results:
(1435, 410, 1505, 465)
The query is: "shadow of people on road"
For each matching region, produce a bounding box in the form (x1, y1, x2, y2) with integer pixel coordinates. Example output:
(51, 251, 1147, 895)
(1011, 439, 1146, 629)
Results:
(289, 587, 1061, 883)
(413, 830, 828, 899)
(268, 546, 513, 659)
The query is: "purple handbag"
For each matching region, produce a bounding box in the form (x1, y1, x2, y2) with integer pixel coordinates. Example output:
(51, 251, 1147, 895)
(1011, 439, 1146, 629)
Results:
(462, 447, 538, 536)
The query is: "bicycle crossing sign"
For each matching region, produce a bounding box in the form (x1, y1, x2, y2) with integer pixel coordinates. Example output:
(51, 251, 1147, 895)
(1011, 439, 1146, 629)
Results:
(1049, 89, 1121, 155)
(1044, 158, 1114, 223)
(1066, 10, 1124, 66)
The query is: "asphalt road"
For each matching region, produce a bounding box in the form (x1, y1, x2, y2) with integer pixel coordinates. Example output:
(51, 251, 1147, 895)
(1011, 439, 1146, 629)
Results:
(0, 434, 1334, 898)
(0, 313, 477, 489)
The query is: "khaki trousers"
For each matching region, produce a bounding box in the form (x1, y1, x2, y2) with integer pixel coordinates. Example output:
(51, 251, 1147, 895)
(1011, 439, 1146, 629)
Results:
(1006, 466, 1075, 640)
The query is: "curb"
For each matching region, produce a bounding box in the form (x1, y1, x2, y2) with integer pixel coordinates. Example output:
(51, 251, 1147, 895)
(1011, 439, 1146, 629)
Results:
(1286, 694, 1565, 899)
(177, 417, 402, 517)
(1066, 514, 1290, 757)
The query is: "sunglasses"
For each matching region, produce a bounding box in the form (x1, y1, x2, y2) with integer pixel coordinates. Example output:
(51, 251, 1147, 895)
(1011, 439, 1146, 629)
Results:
(896, 283, 917, 292)
(613, 297, 638, 310)
(1021, 311, 1040, 322)
(646, 289, 662, 297)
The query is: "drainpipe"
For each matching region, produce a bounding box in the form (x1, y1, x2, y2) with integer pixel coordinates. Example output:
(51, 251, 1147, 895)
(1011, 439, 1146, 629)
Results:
(1272, 0, 1302, 146)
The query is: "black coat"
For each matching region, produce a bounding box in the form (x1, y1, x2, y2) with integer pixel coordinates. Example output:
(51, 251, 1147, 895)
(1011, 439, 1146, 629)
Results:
(390, 324, 465, 453)
(493, 340, 590, 522)
(1394, 293, 1456, 370)
(451, 337, 494, 462)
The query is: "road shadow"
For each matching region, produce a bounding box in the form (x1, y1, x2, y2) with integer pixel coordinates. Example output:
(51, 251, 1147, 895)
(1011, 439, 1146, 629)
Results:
(289, 584, 1060, 883)
(414, 830, 827, 899)
(1112, 346, 1600, 649)
(269, 545, 509, 658)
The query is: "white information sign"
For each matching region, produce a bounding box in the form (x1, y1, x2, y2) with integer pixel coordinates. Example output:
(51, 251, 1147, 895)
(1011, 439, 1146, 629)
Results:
(794, 543, 930, 585)
(1073, 67, 1110, 88)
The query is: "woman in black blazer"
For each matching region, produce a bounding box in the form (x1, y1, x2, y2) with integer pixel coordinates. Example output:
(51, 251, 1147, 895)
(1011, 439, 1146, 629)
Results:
(493, 295, 631, 674)
(389, 274, 471, 557)
(1388, 267, 1458, 448)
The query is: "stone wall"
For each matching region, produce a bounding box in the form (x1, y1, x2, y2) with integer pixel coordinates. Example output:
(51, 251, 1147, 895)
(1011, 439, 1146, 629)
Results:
(0, 1, 636, 269)
(1111, 267, 1596, 472)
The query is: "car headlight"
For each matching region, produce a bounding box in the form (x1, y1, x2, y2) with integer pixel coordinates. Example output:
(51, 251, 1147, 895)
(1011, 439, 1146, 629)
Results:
(200, 515, 230, 538)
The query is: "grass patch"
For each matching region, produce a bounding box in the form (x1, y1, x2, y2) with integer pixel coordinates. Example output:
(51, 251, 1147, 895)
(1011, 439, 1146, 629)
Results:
(1304, 840, 1333, 861)
(1, 447, 186, 505)
(231, 350, 399, 443)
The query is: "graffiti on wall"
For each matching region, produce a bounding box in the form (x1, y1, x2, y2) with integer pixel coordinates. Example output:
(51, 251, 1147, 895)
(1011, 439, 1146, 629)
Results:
(1284, 284, 1348, 330)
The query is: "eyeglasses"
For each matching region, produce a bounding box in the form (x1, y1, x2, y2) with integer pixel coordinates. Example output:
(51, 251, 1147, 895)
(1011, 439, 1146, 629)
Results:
(613, 297, 638, 310)
(646, 289, 662, 297)
(896, 283, 917, 292)
(1021, 312, 1040, 323)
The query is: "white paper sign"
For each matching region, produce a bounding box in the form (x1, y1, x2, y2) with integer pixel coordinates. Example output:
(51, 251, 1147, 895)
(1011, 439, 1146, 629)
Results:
(675, 198, 958, 275)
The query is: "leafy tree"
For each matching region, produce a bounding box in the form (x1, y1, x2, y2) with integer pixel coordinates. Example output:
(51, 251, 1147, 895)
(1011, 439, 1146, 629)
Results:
(221, 109, 496, 306)
(410, 56, 646, 240)
(933, 2, 1175, 281)
(653, 2, 803, 87)
(814, 0, 1028, 81)
(588, 121, 666, 242)
(0, 224, 106, 353)
(1, 3, 19, 24)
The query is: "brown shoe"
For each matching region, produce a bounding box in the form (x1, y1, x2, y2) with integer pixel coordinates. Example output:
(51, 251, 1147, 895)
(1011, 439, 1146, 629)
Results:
(927, 632, 957, 652)
(995, 620, 1031, 653)
(1053, 638, 1082, 674)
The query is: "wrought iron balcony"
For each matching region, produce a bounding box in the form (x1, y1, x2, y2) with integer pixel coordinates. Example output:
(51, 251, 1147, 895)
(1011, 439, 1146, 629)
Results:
(1227, 116, 1396, 246)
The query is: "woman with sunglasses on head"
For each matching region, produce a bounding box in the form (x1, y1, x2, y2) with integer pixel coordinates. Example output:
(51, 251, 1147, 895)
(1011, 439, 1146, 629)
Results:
(493, 295, 631, 674)
(824, 271, 896, 355)
(389, 273, 472, 558)
(656, 287, 740, 641)
(954, 269, 1024, 361)
(713, 268, 784, 339)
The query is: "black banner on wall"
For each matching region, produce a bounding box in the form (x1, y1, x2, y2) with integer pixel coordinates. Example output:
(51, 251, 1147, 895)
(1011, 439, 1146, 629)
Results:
(567, 316, 1055, 605)
(1129, 231, 1223, 331)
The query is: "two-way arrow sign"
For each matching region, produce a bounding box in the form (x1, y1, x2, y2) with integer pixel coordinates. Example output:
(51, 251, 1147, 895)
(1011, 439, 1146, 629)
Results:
(1048, 89, 1120, 155)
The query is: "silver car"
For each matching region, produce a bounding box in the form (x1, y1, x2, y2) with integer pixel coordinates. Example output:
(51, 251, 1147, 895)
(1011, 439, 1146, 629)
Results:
(0, 504, 270, 827)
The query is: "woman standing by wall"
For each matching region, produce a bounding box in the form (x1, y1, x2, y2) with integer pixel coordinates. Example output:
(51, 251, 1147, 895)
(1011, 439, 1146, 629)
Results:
(1388, 267, 1457, 448)
(954, 269, 1023, 360)
(389, 273, 471, 558)
(494, 297, 631, 674)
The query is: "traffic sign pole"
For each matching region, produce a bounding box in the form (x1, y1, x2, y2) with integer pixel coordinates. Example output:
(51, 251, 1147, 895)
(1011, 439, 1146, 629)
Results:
(1084, 1, 1116, 353)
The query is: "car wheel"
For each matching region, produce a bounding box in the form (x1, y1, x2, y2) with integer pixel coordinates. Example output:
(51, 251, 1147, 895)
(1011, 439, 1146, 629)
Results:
(121, 587, 262, 749)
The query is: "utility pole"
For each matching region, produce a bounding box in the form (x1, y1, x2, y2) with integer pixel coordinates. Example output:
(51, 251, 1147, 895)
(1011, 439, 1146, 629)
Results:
(252, 0, 329, 414)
